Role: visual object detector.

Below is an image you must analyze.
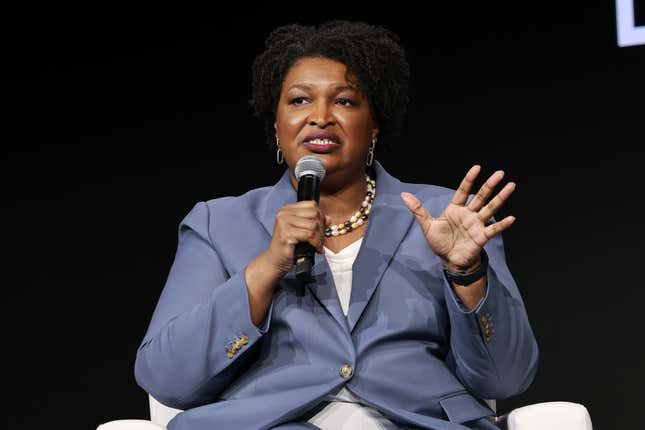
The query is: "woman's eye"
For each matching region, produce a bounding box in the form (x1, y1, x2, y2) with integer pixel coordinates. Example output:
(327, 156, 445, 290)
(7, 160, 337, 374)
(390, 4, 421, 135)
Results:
(288, 97, 355, 106)
(336, 98, 355, 106)
(289, 97, 309, 105)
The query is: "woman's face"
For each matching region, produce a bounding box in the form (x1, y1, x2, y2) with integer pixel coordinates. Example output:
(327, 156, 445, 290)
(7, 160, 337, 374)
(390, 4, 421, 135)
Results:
(275, 56, 378, 183)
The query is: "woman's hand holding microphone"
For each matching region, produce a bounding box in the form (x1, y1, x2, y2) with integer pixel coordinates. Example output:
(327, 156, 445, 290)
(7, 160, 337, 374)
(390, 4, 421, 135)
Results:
(245, 201, 328, 326)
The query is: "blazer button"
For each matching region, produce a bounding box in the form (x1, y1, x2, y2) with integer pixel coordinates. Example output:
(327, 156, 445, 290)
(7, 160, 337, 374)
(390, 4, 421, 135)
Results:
(339, 364, 353, 379)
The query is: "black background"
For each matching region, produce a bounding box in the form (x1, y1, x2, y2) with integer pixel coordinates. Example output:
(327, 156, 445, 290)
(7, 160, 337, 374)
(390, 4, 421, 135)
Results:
(636, 0, 645, 25)
(4, 1, 644, 429)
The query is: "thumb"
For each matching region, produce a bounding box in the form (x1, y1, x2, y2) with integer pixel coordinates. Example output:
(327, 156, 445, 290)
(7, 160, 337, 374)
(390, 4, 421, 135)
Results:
(401, 192, 433, 227)
(324, 215, 332, 226)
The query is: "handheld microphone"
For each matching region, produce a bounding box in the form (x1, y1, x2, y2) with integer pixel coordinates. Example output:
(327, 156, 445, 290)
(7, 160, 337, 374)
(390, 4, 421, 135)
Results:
(294, 156, 326, 281)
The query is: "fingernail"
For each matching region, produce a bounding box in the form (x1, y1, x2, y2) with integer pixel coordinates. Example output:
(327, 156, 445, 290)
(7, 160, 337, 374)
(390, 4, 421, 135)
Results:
(401, 193, 410, 204)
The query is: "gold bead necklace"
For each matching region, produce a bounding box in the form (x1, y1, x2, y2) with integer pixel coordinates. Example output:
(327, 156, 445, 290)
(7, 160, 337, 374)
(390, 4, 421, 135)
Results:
(324, 175, 375, 237)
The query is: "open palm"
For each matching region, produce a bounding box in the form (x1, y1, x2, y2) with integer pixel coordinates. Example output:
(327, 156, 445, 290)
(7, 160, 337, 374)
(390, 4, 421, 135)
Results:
(401, 165, 516, 271)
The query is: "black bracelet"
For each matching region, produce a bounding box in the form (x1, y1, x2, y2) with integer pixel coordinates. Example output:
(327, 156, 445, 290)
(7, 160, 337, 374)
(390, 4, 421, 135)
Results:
(443, 251, 488, 286)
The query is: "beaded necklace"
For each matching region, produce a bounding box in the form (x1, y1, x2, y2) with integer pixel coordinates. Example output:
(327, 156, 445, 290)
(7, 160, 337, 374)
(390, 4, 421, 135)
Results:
(324, 174, 375, 237)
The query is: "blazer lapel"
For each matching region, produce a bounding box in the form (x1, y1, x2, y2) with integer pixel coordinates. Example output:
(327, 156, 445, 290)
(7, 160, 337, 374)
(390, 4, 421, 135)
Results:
(347, 162, 415, 333)
(258, 169, 297, 236)
(308, 253, 351, 333)
(258, 169, 349, 333)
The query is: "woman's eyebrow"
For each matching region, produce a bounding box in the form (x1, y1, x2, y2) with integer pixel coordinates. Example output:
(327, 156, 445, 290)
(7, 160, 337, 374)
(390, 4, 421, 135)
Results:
(287, 84, 357, 92)
(334, 85, 357, 92)
(287, 84, 311, 91)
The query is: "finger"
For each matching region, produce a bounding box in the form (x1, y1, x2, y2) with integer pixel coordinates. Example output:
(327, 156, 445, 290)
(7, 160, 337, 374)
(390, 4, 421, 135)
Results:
(288, 218, 321, 232)
(309, 230, 325, 253)
(467, 170, 505, 212)
(478, 182, 516, 223)
(483, 215, 516, 240)
(283, 206, 320, 220)
(401, 192, 433, 234)
(293, 225, 325, 253)
(451, 165, 481, 206)
(286, 223, 325, 253)
(284, 201, 320, 215)
(291, 200, 319, 210)
(284, 226, 320, 246)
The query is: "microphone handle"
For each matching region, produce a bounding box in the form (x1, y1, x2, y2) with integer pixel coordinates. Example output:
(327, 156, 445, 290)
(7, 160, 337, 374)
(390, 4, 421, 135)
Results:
(295, 174, 321, 281)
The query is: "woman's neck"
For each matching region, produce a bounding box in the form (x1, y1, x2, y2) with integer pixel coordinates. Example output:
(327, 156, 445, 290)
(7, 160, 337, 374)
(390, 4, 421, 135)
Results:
(318, 172, 368, 225)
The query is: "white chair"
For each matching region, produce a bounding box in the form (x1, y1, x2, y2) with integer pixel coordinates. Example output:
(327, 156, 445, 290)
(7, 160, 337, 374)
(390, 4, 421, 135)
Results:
(96, 394, 593, 429)
(97, 396, 179, 430)
(505, 401, 593, 430)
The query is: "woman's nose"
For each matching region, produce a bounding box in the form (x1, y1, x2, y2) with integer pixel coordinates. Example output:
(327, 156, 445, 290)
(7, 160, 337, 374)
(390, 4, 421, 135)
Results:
(308, 101, 335, 126)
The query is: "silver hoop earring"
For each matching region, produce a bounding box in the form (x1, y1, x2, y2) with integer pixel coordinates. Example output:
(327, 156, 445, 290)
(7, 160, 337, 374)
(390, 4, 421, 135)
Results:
(366, 139, 376, 167)
(276, 137, 284, 165)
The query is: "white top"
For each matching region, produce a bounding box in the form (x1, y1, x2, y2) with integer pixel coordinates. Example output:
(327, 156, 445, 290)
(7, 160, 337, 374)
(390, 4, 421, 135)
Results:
(306, 237, 401, 430)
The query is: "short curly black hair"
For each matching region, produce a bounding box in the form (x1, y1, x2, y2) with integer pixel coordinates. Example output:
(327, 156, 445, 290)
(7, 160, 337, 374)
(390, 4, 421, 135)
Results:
(250, 20, 410, 151)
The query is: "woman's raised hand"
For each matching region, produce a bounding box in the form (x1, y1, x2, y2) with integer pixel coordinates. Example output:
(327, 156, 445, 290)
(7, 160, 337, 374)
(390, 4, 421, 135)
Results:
(265, 201, 329, 276)
(401, 165, 516, 272)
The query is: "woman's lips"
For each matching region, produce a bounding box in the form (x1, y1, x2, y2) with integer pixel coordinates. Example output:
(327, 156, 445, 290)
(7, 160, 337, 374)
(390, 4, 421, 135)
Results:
(303, 138, 340, 154)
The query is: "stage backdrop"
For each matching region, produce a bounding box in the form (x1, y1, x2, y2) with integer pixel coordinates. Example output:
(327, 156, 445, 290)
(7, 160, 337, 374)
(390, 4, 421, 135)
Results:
(3, 2, 644, 429)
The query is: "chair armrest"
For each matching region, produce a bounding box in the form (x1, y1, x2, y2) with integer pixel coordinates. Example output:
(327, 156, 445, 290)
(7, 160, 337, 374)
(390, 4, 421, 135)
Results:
(507, 401, 592, 430)
(149, 395, 183, 427)
(96, 419, 165, 430)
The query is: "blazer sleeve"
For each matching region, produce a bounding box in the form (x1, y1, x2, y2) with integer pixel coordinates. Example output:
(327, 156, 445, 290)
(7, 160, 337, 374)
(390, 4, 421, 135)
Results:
(443, 228, 539, 400)
(134, 201, 274, 410)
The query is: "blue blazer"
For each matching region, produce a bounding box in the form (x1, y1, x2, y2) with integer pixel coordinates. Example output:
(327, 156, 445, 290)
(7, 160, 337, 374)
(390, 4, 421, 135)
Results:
(134, 161, 539, 430)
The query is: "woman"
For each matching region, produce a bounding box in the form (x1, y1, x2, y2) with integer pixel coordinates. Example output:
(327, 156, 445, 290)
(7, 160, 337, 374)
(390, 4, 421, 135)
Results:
(134, 21, 538, 430)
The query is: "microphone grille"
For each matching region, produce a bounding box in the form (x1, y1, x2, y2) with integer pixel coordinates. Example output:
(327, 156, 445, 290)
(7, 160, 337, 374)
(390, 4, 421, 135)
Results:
(294, 156, 326, 181)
